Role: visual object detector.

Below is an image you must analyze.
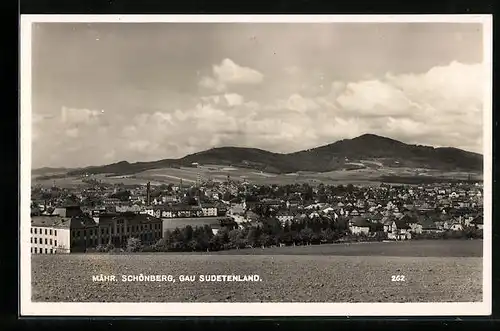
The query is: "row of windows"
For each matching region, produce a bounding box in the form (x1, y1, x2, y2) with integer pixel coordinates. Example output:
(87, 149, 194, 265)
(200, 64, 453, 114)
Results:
(72, 228, 98, 238)
(72, 238, 100, 247)
(31, 247, 55, 254)
(31, 237, 57, 246)
(70, 231, 162, 247)
(71, 224, 162, 238)
(31, 227, 57, 236)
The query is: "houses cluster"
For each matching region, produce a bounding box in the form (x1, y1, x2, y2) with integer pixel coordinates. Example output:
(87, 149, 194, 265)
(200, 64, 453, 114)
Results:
(30, 177, 484, 253)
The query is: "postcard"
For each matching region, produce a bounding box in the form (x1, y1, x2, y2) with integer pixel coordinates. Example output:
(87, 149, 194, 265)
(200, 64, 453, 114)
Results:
(20, 14, 492, 316)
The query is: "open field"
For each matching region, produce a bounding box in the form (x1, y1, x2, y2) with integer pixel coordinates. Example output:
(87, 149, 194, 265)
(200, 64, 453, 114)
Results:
(31, 240, 482, 303)
(31, 164, 482, 187)
(191, 239, 483, 257)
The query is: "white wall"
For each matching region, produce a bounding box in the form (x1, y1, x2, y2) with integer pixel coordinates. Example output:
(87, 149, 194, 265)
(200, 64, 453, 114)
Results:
(31, 226, 70, 254)
(56, 228, 71, 253)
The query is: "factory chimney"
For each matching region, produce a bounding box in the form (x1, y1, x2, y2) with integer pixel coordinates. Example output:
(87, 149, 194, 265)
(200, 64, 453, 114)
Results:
(146, 181, 151, 206)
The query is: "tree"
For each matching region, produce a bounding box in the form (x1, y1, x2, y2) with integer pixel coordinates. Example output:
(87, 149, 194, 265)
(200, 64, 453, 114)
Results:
(320, 228, 335, 243)
(299, 227, 314, 245)
(259, 233, 273, 247)
(209, 234, 223, 251)
(126, 237, 142, 252)
(223, 192, 233, 201)
(246, 226, 261, 247)
(188, 239, 199, 251)
(111, 190, 131, 202)
(182, 225, 194, 243)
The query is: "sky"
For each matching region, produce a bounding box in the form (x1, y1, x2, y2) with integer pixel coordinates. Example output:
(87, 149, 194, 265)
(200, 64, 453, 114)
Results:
(31, 22, 485, 169)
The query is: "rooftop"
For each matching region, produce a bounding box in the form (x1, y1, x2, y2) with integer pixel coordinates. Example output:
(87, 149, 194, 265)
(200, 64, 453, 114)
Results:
(31, 215, 96, 229)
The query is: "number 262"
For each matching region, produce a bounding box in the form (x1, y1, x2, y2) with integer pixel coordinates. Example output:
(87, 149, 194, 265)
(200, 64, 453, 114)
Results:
(391, 275, 405, 282)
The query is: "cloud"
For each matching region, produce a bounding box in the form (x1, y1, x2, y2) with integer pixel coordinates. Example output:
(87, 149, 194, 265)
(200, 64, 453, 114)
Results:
(32, 61, 485, 168)
(286, 94, 320, 113)
(60, 106, 102, 125)
(199, 58, 264, 92)
(199, 76, 226, 93)
(284, 66, 301, 75)
(65, 128, 79, 138)
(224, 93, 244, 107)
(335, 80, 421, 117)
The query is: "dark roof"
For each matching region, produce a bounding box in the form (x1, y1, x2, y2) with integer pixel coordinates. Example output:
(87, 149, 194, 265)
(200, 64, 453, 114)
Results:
(369, 213, 383, 220)
(351, 216, 370, 227)
(471, 215, 483, 225)
(57, 204, 81, 209)
(394, 220, 411, 229)
(31, 216, 71, 228)
(399, 215, 419, 224)
(31, 215, 97, 229)
(200, 203, 217, 208)
(100, 213, 161, 224)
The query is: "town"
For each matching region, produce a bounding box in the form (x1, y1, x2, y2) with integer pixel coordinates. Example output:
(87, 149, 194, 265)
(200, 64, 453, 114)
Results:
(30, 174, 484, 254)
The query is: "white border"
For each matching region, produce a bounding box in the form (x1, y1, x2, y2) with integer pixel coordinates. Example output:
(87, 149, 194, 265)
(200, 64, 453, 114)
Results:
(20, 14, 493, 317)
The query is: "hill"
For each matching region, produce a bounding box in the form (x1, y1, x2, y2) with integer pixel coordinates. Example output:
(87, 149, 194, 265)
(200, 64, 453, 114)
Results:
(59, 134, 482, 176)
(32, 167, 71, 176)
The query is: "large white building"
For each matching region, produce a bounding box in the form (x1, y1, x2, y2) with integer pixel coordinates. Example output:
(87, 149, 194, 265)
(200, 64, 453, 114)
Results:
(31, 205, 97, 254)
(31, 216, 72, 254)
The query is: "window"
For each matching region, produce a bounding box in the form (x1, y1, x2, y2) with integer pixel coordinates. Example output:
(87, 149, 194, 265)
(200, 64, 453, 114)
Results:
(30, 237, 32, 243)
(34, 247, 37, 254)
(101, 228, 104, 235)
(127, 226, 130, 233)
(34, 228, 37, 234)
(55, 240, 57, 246)
(50, 249, 53, 254)
(45, 229, 47, 235)
(45, 248, 48, 254)
(34, 238, 37, 244)
(77, 230, 80, 237)
(45, 238, 47, 245)
(83, 230, 87, 237)
(30, 228, 33, 234)
(50, 239, 52, 245)
(54, 230, 57, 236)
(49, 229, 52, 235)
(31, 247, 33, 253)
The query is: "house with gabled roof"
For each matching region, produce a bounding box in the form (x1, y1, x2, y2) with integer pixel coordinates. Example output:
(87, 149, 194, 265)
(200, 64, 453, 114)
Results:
(470, 215, 484, 230)
(349, 216, 371, 235)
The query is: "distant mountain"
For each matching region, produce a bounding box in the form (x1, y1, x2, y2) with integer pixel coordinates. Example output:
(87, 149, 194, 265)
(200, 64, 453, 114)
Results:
(57, 134, 482, 176)
(31, 167, 72, 176)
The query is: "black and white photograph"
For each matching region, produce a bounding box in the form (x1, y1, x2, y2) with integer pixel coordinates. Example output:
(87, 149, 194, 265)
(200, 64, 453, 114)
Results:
(20, 15, 492, 316)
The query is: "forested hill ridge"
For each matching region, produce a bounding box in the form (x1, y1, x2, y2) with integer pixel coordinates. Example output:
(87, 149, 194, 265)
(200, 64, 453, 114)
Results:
(57, 134, 482, 176)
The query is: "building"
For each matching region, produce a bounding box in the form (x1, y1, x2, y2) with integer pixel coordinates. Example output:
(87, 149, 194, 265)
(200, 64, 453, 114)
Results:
(31, 212, 97, 254)
(146, 204, 204, 219)
(276, 211, 295, 225)
(52, 205, 82, 218)
(470, 215, 484, 230)
(201, 203, 218, 217)
(398, 215, 423, 234)
(31, 216, 70, 254)
(384, 219, 412, 240)
(96, 212, 163, 247)
(349, 217, 371, 235)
